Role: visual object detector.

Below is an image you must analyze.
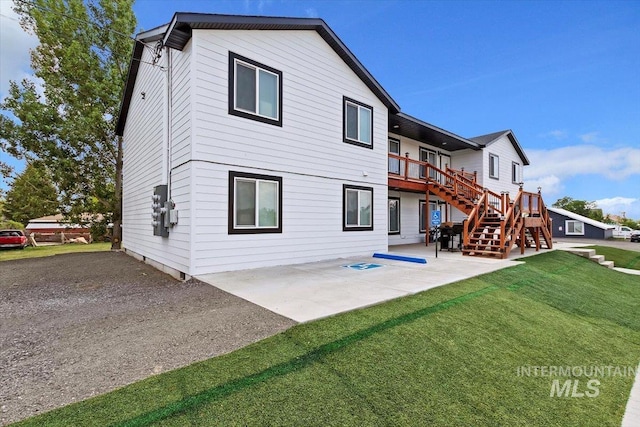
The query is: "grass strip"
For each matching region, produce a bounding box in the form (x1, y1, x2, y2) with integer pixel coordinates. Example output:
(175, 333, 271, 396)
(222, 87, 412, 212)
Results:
(116, 285, 499, 427)
(0, 242, 111, 261)
(583, 245, 640, 270)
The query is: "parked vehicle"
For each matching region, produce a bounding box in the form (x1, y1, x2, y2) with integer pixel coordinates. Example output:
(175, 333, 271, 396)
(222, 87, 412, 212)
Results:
(631, 232, 640, 243)
(613, 225, 640, 239)
(0, 229, 28, 249)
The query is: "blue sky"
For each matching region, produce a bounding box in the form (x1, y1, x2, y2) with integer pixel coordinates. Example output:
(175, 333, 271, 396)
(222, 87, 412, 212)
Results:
(1, 0, 639, 218)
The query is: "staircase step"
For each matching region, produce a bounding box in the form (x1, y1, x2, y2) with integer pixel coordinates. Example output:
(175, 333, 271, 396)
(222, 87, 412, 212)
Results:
(600, 260, 615, 269)
(589, 255, 605, 263)
(462, 249, 504, 257)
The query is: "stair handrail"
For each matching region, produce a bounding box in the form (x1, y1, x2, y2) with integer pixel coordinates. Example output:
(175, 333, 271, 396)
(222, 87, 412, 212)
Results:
(425, 163, 507, 213)
(500, 189, 525, 256)
(446, 166, 477, 186)
(463, 190, 489, 248)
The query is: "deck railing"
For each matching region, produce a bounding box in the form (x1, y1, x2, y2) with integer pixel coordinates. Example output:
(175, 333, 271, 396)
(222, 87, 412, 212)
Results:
(389, 153, 504, 214)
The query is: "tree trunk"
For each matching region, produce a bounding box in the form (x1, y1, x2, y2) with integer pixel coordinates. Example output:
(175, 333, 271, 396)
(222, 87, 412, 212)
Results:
(111, 135, 123, 250)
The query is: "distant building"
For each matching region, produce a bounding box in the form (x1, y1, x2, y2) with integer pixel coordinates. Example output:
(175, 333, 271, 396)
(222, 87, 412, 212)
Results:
(547, 208, 614, 239)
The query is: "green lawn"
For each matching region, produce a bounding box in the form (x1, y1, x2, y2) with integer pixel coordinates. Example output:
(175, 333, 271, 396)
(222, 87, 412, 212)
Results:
(584, 245, 640, 270)
(0, 242, 111, 262)
(12, 251, 640, 426)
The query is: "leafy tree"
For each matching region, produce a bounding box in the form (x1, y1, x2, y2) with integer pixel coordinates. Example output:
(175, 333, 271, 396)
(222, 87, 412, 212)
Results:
(0, 0, 136, 248)
(552, 197, 595, 218)
(4, 163, 59, 226)
(620, 218, 640, 230)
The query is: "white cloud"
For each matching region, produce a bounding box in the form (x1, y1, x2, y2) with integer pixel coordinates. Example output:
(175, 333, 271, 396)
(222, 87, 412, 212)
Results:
(579, 132, 599, 143)
(523, 175, 563, 196)
(593, 197, 640, 218)
(525, 145, 640, 182)
(305, 8, 319, 18)
(0, 1, 39, 98)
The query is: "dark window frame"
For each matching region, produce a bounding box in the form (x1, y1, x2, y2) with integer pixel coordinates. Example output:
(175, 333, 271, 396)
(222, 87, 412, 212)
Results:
(343, 184, 374, 231)
(389, 137, 401, 175)
(512, 161, 520, 184)
(228, 52, 283, 127)
(489, 153, 499, 180)
(228, 171, 283, 234)
(388, 197, 400, 235)
(343, 96, 374, 149)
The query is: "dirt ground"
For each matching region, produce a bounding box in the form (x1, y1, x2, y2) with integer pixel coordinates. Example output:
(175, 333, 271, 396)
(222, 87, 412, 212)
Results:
(0, 251, 296, 425)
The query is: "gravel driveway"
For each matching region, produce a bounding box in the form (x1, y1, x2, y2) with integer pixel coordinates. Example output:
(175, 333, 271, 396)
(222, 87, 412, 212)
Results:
(0, 251, 296, 425)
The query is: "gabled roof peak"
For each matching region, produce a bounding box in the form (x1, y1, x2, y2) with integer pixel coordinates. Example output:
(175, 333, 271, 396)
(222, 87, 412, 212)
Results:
(116, 13, 400, 135)
(469, 129, 529, 166)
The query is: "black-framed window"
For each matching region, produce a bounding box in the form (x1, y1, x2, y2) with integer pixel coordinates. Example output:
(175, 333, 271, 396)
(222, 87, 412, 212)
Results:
(512, 161, 520, 184)
(228, 52, 282, 126)
(229, 171, 282, 234)
(343, 184, 373, 231)
(388, 197, 400, 234)
(419, 200, 437, 233)
(489, 153, 499, 179)
(343, 97, 373, 148)
(389, 138, 401, 174)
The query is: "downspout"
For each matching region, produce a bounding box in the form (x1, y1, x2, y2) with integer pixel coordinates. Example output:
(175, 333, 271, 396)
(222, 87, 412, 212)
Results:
(166, 48, 173, 198)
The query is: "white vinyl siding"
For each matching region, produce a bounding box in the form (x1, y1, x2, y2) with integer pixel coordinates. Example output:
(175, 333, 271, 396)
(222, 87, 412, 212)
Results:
(186, 29, 388, 274)
(121, 45, 192, 274)
(192, 163, 387, 274)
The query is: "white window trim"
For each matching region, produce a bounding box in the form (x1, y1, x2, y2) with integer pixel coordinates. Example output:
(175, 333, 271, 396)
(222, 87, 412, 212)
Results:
(234, 60, 279, 120)
(229, 52, 282, 126)
(229, 171, 282, 234)
(343, 185, 373, 231)
(343, 97, 373, 148)
(565, 220, 585, 236)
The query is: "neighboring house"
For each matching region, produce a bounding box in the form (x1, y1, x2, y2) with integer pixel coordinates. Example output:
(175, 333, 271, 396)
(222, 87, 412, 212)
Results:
(547, 207, 614, 239)
(116, 13, 551, 279)
(25, 214, 90, 234)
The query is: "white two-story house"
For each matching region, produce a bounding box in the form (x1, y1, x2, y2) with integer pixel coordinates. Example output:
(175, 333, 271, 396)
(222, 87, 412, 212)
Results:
(116, 13, 550, 279)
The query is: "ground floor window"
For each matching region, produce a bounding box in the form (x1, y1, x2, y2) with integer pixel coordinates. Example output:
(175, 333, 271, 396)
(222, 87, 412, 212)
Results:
(343, 185, 373, 231)
(419, 200, 438, 233)
(229, 171, 282, 234)
(565, 220, 584, 236)
(389, 197, 400, 234)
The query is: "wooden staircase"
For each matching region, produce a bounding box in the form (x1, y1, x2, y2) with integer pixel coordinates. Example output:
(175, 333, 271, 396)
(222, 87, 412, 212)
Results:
(461, 182, 553, 259)
(387, 154, 553, 259)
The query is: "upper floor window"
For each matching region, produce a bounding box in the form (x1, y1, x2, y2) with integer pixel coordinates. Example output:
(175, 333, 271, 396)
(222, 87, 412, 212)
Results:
(489, 153, 499, 179)
(512, 161, 521, 184)
(343, 97, 373, 148)
(229, 52, 282, 126)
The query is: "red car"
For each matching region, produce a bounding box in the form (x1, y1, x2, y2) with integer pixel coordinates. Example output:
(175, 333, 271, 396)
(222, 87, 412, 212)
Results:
(0, 229, 28, 249)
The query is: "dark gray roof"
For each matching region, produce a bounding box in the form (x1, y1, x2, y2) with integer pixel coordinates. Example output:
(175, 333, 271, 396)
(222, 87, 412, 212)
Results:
(469, 129, 530, 165)
(116, 13, 399, 135)
(389, 113, 480, 151)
